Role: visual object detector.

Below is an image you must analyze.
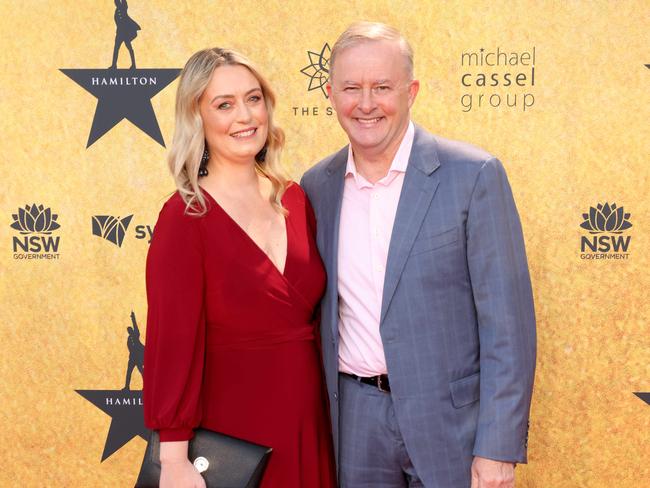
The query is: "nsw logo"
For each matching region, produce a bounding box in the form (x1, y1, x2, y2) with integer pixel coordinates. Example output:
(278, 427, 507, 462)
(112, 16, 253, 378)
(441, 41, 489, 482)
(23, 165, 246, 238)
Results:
(10, 204, 61, 260)
(579, 202, 632, 260)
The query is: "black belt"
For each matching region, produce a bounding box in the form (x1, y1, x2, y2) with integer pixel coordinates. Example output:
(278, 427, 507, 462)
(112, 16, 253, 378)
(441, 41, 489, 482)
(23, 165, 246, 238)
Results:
(341, 372, 391, 393)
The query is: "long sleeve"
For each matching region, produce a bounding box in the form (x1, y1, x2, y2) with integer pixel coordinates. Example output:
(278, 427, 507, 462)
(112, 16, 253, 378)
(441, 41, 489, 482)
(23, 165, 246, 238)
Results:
(466, 158, 537, 463)
(143, 195, 206, 442)
(303, 187, 318, 240)
(302, 187, 322, 328)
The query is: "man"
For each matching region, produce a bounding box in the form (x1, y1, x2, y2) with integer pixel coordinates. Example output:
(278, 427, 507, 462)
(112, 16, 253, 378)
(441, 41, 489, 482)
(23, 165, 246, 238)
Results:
(301, 22, 536, 488)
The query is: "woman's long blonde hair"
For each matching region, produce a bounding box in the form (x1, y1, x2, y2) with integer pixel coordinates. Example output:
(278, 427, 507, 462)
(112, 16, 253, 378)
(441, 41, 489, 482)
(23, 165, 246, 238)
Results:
(168, 48, 288, 215)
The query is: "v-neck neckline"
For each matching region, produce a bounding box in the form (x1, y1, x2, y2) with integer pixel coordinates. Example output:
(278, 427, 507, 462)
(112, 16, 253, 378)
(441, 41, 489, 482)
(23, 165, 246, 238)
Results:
(200, 185, 290, 277)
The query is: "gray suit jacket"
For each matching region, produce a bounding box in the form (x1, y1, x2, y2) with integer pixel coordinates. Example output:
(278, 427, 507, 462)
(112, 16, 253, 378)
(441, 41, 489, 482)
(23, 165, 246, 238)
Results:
(301, 125, 536, 487)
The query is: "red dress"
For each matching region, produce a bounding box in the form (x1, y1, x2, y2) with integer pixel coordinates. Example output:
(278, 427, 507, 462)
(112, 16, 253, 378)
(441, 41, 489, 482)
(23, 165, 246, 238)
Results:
(143, 183, 336, 487)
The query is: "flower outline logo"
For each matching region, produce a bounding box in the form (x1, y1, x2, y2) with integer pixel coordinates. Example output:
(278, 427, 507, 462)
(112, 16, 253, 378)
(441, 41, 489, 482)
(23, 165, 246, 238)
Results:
(580, 202, 632, 234)
(300, 43, 331, 99)
(10, 204, 61, 234)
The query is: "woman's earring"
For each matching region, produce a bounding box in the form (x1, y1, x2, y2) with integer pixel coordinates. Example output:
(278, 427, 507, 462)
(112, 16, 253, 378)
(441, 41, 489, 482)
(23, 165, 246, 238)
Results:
(198, 147, 209, 177)
(255, 145, 268, 164)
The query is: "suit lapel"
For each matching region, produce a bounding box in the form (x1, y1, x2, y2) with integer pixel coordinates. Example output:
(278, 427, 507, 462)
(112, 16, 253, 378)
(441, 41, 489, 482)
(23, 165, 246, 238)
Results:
(380, 127, 441, 324)
(321, 147, 348, 341)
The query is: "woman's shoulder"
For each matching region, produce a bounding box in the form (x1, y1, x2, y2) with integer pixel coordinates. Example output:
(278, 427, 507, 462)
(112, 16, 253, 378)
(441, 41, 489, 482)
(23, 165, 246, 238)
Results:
(156, 191, 206, 229)
(282, 180, 307, 203)
(149, 192, 207, 253)
(159, 191, 189, 214)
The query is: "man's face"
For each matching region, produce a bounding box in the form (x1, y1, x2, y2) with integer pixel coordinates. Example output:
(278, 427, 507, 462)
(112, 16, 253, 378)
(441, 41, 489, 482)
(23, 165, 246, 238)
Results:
(327, 40, 419, 159)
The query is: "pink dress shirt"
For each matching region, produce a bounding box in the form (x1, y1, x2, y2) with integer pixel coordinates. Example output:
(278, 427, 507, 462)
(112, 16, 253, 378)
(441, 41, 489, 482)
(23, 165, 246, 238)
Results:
(337, 122, 415, 376)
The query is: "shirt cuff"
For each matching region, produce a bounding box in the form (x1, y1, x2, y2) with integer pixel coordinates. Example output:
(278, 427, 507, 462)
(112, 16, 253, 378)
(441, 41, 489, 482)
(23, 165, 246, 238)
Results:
(157, 427, 195, 442)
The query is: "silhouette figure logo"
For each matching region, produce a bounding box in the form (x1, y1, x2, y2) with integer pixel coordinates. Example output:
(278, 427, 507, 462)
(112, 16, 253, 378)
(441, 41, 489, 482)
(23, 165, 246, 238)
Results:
(109, 0, 141, 70)
(300, 43, 331, 99)
(124, 311, 145, 391)
(580, 202, 632, 234)
(60, 1, 181, 147)
(76, 311, 149, 461)
(92, 214, 134, 247)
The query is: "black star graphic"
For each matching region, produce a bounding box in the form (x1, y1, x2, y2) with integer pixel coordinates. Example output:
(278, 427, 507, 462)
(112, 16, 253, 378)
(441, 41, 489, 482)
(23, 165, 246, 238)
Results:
(300, 43, 331, 99)
(60, 69, 180, 147)
(634, 392, 650, 405)
(76, 389, 149, 461)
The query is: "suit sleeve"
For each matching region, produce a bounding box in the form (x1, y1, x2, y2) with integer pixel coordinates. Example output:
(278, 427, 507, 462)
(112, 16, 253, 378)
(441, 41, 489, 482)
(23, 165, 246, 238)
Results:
(466, 158, 536, 463)
(299, 173, 310, 200)
(143, 199, 206, 442)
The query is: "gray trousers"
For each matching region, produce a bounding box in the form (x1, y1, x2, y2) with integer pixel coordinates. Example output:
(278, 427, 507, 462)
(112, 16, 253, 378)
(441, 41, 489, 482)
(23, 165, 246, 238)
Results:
(339, 374, 425, 488)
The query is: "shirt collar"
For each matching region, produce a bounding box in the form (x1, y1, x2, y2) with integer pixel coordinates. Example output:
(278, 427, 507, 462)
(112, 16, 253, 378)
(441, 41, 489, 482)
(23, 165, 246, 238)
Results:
(345, 121, 415, 188)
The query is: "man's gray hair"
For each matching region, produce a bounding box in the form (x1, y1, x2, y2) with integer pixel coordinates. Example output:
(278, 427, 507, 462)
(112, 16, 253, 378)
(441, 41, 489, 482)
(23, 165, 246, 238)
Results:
(329, 21, 414, 80)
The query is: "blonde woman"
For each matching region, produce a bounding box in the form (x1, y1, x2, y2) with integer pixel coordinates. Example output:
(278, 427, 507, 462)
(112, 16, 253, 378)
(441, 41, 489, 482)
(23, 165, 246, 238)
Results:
(143, 48, 336, 488)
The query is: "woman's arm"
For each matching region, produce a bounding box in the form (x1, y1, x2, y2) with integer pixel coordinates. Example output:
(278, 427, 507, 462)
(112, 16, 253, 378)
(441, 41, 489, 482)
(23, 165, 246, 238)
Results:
(160, 441, 205, 488)
(143, 196, 207, 485)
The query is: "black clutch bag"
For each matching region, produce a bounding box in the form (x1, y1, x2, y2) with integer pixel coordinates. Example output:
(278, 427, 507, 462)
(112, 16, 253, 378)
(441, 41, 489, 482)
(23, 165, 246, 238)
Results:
(135, 428, 272, 487)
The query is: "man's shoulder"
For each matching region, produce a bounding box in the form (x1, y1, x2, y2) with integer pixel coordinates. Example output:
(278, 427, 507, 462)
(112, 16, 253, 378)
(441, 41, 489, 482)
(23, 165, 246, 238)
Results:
(302, 145, 348, 186)
(412, 124, 494, 168)
(432, 134, 495, 167)
(415, 127, 514, 199)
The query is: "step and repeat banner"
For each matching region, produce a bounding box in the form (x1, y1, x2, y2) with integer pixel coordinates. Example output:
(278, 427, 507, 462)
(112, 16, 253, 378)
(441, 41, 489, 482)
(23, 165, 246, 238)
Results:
(1, 1, 648, 486)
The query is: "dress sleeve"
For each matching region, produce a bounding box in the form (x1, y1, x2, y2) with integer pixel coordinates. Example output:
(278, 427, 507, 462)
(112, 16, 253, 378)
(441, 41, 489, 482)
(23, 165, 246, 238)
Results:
(304, 189, 318, 239)
(300, 184, 324, 335)
(143, 196, 206, 442)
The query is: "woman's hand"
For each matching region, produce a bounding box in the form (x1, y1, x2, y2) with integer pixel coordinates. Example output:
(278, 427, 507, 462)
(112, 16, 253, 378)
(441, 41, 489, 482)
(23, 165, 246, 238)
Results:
(159, 440, 205, 488)
(160, 458, 206, 488)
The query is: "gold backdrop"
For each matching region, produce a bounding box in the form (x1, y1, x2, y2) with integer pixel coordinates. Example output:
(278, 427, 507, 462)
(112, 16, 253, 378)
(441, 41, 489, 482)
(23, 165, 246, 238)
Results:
(1, 1, 648, 486)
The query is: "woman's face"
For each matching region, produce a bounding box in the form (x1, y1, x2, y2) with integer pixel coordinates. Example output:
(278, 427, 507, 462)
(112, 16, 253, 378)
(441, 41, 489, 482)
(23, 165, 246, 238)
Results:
(199, 64, 269, 166)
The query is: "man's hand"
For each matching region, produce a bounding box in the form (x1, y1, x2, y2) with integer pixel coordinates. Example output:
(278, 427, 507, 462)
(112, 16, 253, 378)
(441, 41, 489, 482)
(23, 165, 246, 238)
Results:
(470, 456, 515, 488)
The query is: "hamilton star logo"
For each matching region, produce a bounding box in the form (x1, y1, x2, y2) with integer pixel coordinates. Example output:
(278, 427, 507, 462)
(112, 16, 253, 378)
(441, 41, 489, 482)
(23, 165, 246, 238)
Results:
(300, 43, 331, 99)
(76, 311, 148, 461)
(60, 1, 180, 147)
(635, 392, 650, 405)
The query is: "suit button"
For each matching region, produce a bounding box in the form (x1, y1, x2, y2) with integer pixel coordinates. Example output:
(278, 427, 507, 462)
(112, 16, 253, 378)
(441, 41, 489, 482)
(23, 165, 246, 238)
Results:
(333, 392, 338, 401)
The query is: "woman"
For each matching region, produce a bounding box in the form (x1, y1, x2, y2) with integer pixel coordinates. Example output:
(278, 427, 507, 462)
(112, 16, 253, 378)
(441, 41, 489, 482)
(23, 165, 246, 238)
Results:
(109, 0, 140, 69)
(143, 48, 336, 488)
